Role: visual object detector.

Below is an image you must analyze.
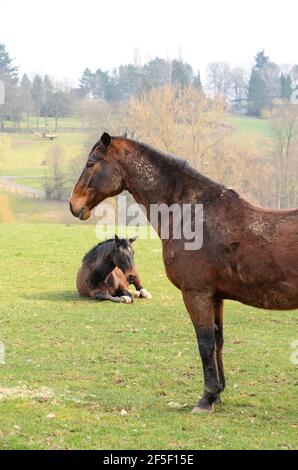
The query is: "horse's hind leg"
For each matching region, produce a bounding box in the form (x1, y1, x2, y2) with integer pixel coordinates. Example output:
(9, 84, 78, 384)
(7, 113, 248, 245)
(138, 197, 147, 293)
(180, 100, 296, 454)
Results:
(214, 298, 225, 404)
(182, 290, 222, 413)
(94, 292, 122, 303)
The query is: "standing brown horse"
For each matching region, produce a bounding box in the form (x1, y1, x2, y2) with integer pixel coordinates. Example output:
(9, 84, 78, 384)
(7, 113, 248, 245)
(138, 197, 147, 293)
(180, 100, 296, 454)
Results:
(70, 132, 298, 413)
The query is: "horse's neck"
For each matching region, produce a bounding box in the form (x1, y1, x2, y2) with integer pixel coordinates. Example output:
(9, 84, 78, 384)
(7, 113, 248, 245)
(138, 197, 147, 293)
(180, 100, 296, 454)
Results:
(93, 249, 115, 282)
(123, 143, 217, 209)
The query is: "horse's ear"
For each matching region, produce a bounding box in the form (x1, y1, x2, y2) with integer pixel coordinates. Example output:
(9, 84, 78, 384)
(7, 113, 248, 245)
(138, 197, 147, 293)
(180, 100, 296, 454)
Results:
(114, 234, 121, 247)
(100, 132, 111, 147)
(129, 236, 137, 243)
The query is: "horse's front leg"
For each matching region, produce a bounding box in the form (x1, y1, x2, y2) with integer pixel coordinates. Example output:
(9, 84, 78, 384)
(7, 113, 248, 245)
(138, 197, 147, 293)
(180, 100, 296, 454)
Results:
(182, 289, 222, 413)
(132, 274, 152, 299)
(117, 288, 134, 304)
(214, 297, 225, 399)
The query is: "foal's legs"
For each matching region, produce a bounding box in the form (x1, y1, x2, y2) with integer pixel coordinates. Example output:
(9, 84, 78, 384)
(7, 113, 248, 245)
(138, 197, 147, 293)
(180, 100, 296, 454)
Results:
(182, 290, 222, 413)
(132, 274, 152, 299)
(117, 288, 134, 304)
(214, 298, 225, 395)
(116, 279, 134, 304)
(94, 292, 122, 303)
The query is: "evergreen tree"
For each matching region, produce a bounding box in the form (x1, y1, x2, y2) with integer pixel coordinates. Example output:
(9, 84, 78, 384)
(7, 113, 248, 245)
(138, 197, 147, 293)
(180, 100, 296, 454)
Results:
(79, 68, 94, 97)
(247, 50, 280, 115)
(0, 42, 18, 85)
(43, 74, 54, 118)
(0, 43, 18, 128)
(280, 73, 292, 99)
(193, 70, 203, 90)
(171, 60, 193, 86)
(92, 68, 111, 99)
(20, 73, 32, 128)
(143, 58, 170, 90)
(247, 68, 267, 115)
(20, 73, 31, 91)
(117, 64, 143, 99)
(31, 75, 44, 129)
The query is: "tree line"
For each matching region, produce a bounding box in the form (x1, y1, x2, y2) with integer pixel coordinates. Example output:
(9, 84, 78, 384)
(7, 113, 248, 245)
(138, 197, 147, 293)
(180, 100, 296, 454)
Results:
(2, 41, 298, 131)
(0, 43, 77, 130)
(1, 41, 298, 209)
(79, 50, 298, 117)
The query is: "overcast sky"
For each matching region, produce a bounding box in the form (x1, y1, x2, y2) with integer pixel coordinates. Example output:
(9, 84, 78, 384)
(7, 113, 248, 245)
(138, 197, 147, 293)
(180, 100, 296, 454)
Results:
(1, 0, 297, 85)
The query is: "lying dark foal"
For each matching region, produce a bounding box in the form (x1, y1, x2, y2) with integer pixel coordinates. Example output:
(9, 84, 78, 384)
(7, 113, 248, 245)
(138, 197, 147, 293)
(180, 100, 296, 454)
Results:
(76, 235, 152, 303)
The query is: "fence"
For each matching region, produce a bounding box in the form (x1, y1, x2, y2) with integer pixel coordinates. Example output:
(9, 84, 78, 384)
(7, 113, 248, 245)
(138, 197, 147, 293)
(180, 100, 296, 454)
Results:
(0, 178, 46, 199)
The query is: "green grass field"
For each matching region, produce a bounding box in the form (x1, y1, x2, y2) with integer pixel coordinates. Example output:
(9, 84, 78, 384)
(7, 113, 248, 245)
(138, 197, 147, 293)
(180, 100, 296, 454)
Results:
(228, 114, 271, 136)
(1, 114, 270, 178)
(0, 114, 270, 202)
(2, 132, 86, 177)
(0, 224, 297, 450)
(0, 191, 104, 224)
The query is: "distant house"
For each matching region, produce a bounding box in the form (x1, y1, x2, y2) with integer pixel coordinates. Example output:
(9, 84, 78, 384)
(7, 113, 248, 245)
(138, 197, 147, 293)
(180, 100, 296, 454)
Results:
(229, 98, 249, 114)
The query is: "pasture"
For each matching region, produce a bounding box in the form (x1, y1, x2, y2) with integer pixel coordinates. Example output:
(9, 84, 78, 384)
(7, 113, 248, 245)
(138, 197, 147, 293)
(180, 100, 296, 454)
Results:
(0, 224, 297, 450)
(1, 131, 85, 177)
(0, 192, 83, 224)
(228, 115, 271, 136)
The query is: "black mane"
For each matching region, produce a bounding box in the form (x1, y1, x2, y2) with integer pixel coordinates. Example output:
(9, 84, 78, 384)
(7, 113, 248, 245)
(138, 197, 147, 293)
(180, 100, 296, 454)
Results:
(82, 239, 114, 264)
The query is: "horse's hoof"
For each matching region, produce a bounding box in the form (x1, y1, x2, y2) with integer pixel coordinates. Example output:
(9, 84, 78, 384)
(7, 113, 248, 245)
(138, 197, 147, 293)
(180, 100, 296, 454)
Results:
(192, 404, 214, 414)
(214, 396, 222, 406)
(133, 291, 141, 298)
(120, 296, 133, 304)
(140, 288, 152, 299)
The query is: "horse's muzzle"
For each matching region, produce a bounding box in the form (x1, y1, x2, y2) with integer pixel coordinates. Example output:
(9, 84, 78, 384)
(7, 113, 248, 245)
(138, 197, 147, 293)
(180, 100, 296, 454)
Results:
(127, 274, 135, 284)
(69, 201, 78, 216)
(69, 202, 90, 220)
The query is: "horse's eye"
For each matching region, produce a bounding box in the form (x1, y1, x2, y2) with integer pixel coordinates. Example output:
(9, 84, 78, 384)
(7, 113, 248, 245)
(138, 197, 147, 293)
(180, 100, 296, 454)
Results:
(86, 161, 94, 169)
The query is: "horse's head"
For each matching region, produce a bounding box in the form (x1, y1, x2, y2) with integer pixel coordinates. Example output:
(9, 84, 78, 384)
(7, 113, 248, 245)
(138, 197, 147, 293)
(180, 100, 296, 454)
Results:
(112, 235, 137, 283)
(69, 132, 126, 220)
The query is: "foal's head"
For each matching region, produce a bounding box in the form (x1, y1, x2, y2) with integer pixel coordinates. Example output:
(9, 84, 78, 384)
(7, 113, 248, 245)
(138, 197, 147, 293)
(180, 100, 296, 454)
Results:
(111, 235, 137, 283)
(69, 132, 129, 220)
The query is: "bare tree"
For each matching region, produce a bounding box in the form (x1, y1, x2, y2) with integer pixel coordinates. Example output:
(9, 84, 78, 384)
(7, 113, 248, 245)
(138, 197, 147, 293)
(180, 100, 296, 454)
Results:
(43, 144, 67, 200)
(206, 62, 232, 99)
(230, 67, 248, 102)
(264, 100, 298, 208)
(125, 84, 232, 172)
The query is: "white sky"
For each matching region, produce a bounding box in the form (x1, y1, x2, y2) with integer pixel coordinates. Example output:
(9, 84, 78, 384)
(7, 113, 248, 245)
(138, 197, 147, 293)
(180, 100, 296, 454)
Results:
(1, 0, 297, 85)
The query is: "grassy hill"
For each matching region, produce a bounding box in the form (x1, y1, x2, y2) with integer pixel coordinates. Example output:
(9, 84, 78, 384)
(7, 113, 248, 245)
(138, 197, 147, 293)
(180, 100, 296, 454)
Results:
(0, 224, 297, 450)
(1, 131, 86, 177)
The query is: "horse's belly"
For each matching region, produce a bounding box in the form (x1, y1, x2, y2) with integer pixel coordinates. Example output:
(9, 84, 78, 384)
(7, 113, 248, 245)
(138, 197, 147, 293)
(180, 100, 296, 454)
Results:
(225, 280, 298, 310)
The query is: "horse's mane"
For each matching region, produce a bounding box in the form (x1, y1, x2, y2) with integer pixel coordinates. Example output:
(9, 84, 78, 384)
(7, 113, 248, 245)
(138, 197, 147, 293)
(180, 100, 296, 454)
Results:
(113, 136, 226, 193)
(82, 239, 114, 263)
